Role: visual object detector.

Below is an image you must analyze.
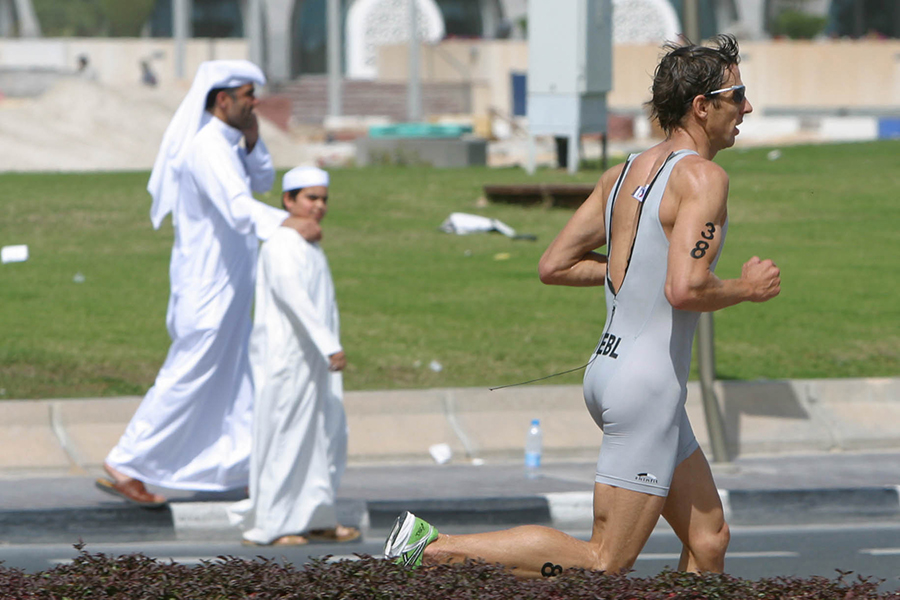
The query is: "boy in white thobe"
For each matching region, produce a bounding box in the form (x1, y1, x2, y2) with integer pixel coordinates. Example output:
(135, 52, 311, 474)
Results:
(230, 167, 358, 546)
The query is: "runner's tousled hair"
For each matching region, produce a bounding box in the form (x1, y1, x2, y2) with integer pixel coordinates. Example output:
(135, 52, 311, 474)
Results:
(647, 34, 741, 135)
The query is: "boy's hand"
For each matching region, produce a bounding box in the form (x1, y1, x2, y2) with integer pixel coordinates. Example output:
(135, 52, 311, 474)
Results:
(329, 351, 346, 372)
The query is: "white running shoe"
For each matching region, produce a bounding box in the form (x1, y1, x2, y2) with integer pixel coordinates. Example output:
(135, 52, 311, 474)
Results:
(383, 510, 439, 567)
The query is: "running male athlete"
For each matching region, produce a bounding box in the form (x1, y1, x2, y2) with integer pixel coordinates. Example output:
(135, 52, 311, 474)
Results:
(384, 34, 781, 577)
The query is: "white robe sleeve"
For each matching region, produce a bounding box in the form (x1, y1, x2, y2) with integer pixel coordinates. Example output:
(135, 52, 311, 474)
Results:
(264, 235, 343, 360)
(189, 139, 286, 241)
(239, 138, 276, 193)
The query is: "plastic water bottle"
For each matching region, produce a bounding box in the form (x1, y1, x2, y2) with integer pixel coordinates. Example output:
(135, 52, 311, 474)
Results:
(524, 418, 542, 479)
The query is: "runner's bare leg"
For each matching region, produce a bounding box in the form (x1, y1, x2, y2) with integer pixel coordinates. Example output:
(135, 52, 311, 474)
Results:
(423, 482, 667, 578)
(661, 448, 730, 573)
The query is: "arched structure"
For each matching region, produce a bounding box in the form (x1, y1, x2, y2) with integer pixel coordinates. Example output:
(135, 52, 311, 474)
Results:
(612, 0, 680, 44)
(251, 0, 511, 81)
(345, 0, 445, 80)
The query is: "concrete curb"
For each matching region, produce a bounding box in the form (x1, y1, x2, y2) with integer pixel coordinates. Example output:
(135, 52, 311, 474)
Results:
(2, 377, 900, 475)
(2, 379, 899, 545)
(4, 487, 900, 544)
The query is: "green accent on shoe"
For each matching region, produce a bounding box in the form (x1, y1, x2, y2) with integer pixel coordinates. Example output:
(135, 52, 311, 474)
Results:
(383, 511, 439, 567)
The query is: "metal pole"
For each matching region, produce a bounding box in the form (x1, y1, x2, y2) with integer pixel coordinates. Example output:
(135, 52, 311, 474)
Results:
(683, 0, 699, 41)
(0, 0, 15, 37)
(247, 0, 263, 69)
(853, 0, 864, 38)
(327, 0, 342, 117)
(407, 0, 422, 122)
(697, 312, 729, 463)
(601, 132, 607, 171)
(567, 130, 579, 174)
(12, 0, 40, 37)
(173, 0, 190, 79)
(526, 134, 536, 175)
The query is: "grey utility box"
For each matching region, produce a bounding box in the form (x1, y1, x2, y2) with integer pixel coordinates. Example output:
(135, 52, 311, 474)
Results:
(527, 0, 613, 173)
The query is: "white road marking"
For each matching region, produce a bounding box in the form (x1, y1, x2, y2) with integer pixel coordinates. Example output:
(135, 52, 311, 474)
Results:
(50, 553, 364, 567)
(638, 551, 799, 561)
(727, 551, 799, 559)
(147, 556, 241, 565)
(636, 553, 681, 561)
(324, 554, 362, 563)
(860, 548, 900, 556)
(49, 556, 254, 567)
(169, 502, 234, 530)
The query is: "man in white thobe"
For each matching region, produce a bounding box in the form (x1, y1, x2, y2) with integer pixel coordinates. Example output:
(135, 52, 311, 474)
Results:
(97, 60, 320, 506)
(229, 166, 357, 546)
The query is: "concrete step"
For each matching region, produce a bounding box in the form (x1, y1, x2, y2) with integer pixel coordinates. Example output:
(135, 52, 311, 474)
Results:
(273, 77, 471, 123)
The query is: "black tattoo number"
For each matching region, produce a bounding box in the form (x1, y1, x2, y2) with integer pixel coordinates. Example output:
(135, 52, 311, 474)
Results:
(691, 222, 716, 259)
(691, 241, 709, 259)
(541, 562, 563, 578)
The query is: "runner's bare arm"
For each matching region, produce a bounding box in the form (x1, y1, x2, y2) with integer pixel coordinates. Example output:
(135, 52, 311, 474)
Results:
(665, 160, 780, 311)
(538, 165, 624, 287)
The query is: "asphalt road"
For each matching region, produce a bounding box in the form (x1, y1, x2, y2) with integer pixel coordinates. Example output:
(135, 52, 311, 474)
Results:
(635, 521, 900, 591)
(2, 521, 898, 592)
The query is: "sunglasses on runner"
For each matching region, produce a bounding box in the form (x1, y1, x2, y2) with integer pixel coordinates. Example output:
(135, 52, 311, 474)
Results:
(705, 84, 746, 104)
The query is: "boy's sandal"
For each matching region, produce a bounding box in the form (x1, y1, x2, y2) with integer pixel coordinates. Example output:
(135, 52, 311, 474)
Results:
(242, 534, 309, 546)
(306, 525, 361, 543)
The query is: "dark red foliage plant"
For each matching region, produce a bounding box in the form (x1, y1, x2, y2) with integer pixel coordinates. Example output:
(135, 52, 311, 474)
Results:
(0, 543, 897, 599)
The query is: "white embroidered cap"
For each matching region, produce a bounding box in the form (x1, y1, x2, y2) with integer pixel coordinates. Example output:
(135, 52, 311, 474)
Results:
(282, 166, 329, 192)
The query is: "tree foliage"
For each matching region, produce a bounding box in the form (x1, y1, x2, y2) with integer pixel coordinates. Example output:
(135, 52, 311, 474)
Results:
(773, 9, 828, 39)
(33, 0, 103, 36)
(32, 0, 156, 37)
(99, 0, 157, 36)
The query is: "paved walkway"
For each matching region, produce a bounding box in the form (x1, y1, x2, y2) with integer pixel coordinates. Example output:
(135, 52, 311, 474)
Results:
(2, 379, 900, 543)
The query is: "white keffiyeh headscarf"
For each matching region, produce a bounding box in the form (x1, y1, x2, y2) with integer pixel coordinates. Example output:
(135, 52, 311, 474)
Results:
(147, 60, 266, 229)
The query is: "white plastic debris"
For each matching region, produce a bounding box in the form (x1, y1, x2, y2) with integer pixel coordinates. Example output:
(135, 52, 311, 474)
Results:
(73, 272, 85, 283)
(767, 149, 782, 161)
(429, 443, 453, 465)
(429, 360, 443, 373)
(439, 213, 517, 238)
(1, 245, 28, 264)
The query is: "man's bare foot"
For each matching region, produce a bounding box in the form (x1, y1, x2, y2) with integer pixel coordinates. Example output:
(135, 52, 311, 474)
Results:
(96, 463, 167, 506)
(103, 462, 130, 483)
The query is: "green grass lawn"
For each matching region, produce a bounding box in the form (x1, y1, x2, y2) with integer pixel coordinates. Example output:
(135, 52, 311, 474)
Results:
(1, 141, 898, 399)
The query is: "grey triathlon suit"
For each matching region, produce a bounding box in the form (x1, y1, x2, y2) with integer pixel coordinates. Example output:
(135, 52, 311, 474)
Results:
(583, 149, 727, 497)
